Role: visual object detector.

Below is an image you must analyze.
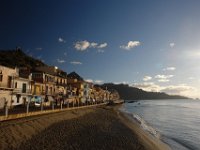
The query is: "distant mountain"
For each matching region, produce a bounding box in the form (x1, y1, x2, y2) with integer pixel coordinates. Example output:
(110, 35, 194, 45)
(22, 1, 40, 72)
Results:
(0, 48, 46, 69)
(99, 83, 189, 100)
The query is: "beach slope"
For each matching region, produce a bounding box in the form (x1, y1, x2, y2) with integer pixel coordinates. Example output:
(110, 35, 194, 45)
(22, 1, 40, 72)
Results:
(0, 106, 170, 150)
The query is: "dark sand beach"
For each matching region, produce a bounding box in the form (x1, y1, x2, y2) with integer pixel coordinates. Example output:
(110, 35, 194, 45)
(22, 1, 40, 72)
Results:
(0, 106, 170, 150)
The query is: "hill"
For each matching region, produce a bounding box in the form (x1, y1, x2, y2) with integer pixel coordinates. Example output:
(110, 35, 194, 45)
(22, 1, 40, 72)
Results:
(99, 83, 189, 100)
(0, 48, 46, 69)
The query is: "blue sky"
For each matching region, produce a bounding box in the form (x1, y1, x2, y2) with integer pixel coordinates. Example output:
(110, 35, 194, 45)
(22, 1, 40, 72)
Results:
(1, 0, 200, 98)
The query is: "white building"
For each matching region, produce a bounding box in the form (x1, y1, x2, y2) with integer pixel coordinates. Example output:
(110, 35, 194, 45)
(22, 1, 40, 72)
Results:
(11, 77, 32, 106)
(0, 65, 32, 108)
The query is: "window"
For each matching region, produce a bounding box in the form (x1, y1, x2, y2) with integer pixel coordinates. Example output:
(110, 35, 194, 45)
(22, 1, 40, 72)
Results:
(15, 82, 17, 88)
(0, 70, 3, 82)
(16, 94, 21, 103)
(22, 83, 26, 93)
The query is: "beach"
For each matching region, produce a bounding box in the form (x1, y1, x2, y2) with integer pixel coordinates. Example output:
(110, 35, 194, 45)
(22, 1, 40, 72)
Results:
(0, 105, 170, 150)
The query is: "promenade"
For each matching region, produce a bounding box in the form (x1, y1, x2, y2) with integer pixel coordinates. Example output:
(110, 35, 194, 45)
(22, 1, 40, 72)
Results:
(0, 102, 105, 121)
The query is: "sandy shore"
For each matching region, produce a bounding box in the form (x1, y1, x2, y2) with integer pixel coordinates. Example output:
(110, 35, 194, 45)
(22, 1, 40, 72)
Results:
(0, 105, 170, 150)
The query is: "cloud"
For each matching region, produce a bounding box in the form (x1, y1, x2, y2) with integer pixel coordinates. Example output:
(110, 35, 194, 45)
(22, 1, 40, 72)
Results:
(97, 43, 107, 49)
(143, 76, 152, 81)
(70, 61, 82, 65)
(64, 52, 67, 56)
(157, 79, 170, 82)
(183, 50, 200, 59)
(94, 80, 103, 84)
(133, 82, 161, 92)
(188, 77, 195, 80)
(90, 42, 98, 48)
(85, 79, 93, 83)
(155, 75, 174, 79)
(132, 82, 197, 97)
(163, 67, 176, 71)
(170, 42, 175, 48)
(57, 59, 65, 63)
(58, 37, 66, 43)
(35, 47, 43, 50)
(85, 79, 103, 84)
(120, 41, 141, 50)
(155, 74, 174, 82)
(74, 40, 108, 51)
(74, 40, 90, 51)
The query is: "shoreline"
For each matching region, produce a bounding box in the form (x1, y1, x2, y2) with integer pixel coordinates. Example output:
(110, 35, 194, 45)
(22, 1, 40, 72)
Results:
(0, 105, 171, 150)
(114, 106, 171, 150)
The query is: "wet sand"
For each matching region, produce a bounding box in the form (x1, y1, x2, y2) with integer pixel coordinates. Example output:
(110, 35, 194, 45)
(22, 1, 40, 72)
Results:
(0, 106, 170, 150)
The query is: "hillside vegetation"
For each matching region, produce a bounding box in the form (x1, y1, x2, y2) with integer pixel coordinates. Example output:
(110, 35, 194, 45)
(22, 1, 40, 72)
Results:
(99, 83, 188, 100)
(0, 49, 46, 69)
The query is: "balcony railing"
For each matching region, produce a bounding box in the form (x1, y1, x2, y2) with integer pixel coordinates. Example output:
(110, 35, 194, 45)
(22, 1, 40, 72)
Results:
(12, 88, 32, 94)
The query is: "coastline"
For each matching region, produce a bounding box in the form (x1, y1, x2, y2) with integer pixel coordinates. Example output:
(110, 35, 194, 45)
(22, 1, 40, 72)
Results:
(114, 106, 171, 150)
(0, 105, 170, 150)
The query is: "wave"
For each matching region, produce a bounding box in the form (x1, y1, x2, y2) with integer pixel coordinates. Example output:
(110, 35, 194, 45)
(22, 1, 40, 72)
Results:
(163, 136, 197, 150)
(120, 109, 160, 139)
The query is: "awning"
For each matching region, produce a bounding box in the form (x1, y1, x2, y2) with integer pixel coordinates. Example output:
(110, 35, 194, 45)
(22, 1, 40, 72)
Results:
(31, 96, 42, 103)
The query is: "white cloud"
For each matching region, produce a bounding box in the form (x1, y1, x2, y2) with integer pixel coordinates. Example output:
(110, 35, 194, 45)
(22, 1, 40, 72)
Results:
(170, 42, 175, 48)
(132, 82, 161, 92)
(161, 84, 196, 97)
(155, 74, 174, 82)
(188, 77, 195, 80)
(155, 74, 174, 79)
(183, 50, 200, 59)
(163, 67, 176, 71)
(58, 37, 66, 43)
(132, 82, 197, 98)
(85, 79, 93, 83)
(36, 47, 43, 50)
(74, 40, 90, 51)
(157, 79, 170, 82)
(120, 41, 141, 50)
(57, 59, 65, 63)
(75, 40, 107, 51)
(143, 76, 152, 81)
(70, 61, 82, 65)
(95, 80, 103, 84)
(97, 43, 107, 49)
(90, 42, 98, 48)
(85, 79, 103, 84)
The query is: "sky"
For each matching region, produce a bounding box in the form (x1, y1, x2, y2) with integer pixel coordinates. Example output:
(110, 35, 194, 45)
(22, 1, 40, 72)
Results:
(1, 0, 200, 98)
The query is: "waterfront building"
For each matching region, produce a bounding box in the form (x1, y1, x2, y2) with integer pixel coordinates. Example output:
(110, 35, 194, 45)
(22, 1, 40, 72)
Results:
(67, 72, 92, 104)
(0, 65, 32, 108)
(31, 66, 67, 105)
(11, 76, 32, 106)
(0, 65, 17, 108)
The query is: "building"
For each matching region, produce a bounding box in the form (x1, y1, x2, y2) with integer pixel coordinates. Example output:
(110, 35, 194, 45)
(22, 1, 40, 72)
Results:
(67, 72, 92, 104)
(0, 65, 32, 108)
(31, 66, 67, 105)
(11, 76, 32, 106)
(0, 65, 18, 108)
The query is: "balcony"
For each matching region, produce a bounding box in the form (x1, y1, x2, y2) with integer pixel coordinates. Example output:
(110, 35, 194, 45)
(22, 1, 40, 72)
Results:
(56, 81, 67, 87)
(12, 88, 32, 94)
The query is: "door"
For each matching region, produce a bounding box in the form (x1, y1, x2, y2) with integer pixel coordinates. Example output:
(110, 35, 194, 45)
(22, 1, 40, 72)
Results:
(22, 83, 26, 93)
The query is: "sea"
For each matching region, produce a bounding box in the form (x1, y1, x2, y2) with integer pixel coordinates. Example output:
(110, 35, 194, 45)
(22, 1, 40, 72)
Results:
(120, 99, 200, 150)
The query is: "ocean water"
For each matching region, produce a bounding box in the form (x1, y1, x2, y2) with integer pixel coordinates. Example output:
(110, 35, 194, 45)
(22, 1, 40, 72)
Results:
(120, 99, 200, 150)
